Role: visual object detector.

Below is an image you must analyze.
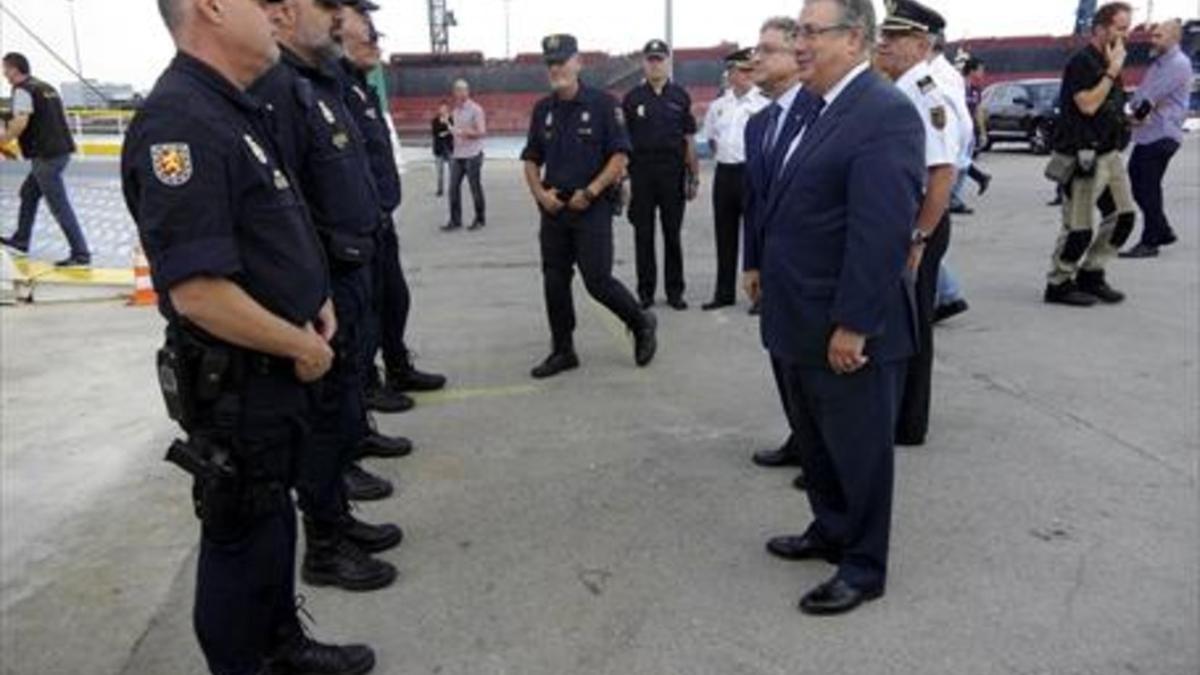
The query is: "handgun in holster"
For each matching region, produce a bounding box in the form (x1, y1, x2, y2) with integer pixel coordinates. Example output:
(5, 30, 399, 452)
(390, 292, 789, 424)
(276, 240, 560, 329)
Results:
(166, 437, 243, 529)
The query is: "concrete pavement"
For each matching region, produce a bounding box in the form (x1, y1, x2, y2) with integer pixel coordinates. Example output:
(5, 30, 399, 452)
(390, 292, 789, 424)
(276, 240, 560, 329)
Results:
(1, 138, 1197, 675)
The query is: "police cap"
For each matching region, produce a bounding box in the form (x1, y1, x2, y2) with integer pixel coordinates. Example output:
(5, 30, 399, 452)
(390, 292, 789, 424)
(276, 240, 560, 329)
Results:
(724, 47, 754, 70)
(350, 0, 381, 12)
(880, 0, 946, 34)
(643, 39, 671, 59)
(541, 34, 579, 64)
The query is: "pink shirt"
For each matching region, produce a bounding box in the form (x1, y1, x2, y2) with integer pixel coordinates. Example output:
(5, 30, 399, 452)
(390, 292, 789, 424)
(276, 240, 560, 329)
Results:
(451, 99, 487, 159)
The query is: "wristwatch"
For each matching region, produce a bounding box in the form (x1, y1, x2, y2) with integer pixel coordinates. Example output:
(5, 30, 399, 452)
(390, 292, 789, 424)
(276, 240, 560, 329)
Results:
(911, 229, 930, 245)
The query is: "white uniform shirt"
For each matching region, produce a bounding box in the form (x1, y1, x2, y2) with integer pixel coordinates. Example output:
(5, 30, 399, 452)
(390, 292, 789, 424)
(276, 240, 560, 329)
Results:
(702, 86, 769, 164)
(928, 54, 974, 168)
(895, 60, 960, 169)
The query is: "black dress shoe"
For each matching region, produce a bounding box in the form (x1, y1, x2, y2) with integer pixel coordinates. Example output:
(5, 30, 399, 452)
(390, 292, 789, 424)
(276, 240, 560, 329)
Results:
(531, 351, 580, 379)
(798, 577, 882, 616)
(363, 386, 414, 414)
(766, 534, 840, 563)
(467, 219, 486, 231)
(932, 298, 969, 324)
(634, 311, 657, 367)
(440, 222, 461, 231)
(701, 299, 733, 311)
(639, 297, 655, 310)
(357, 430, 413, 459)
(0, 236, 29, 255)
(1159, 232, 1178, 247)
(268, 631, 375, 675)
(1076, 269, 1125, 304)
(894, 435, 925, 447)
(341, 513, 403, 554)
(1044, 280, 1098, 307)
(752, 446, 803, 468)
(666, 297, 688, 310)
(1119, 243, 1159, 259)
(343, 463, 394, 501)
(792, 472, 807, 491)
(748, 302, 761, 316)
(54, 254, 91, 268)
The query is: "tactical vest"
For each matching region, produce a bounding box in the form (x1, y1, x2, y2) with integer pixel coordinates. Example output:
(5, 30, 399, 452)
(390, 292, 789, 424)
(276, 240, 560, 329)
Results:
(13, 77, 76, 159)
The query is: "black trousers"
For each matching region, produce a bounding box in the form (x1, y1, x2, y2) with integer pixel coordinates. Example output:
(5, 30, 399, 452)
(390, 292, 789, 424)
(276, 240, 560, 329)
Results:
(364, 221, 412, 374)
(540, 201, 644, 353)
(895, 214, 951, 445)
(299, 264, 372, 525)
(770, 354, 800, 457)
(778, 358, 902, 592)
(628, 161, 686, 301)
(194, 369, 308, 675)
(1129, 138, 1180, 247)
(448, 153, 486, 227)
(711, 163, 745, 304)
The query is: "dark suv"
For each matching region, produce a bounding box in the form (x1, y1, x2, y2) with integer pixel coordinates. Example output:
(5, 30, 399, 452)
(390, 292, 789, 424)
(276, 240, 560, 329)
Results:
(980, 78, 1061, 154)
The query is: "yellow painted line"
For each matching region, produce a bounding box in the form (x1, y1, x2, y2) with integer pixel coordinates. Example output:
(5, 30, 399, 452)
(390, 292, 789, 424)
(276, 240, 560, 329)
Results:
(14, 259, 133, 285)
(410, 383, 542, 406)
(78, 142, 122, 157)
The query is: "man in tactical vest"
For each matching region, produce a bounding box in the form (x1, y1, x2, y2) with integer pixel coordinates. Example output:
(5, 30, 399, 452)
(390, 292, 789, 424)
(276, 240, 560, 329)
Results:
(1, 52, 92, 267)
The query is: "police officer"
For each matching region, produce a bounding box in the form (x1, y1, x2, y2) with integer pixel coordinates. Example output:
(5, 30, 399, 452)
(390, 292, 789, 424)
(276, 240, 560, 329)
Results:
(700, 47, 768, 310)
(337, 2, 447, 414)
(622, 39, 700, 310)
(876, 0, 960, 447)
(122, 0, 373, 672)
(521, 34, 658, 379)
(255, 0, 404, 593)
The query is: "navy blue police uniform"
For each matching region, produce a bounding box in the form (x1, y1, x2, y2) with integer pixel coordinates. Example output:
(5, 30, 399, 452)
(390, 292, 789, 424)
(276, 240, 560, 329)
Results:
(621, 40, 697, 306)
(121, 51, 330, 674)
(251, 45, 399, 590)
(335, 61, 412, 390)
(521, 37, 651, 364)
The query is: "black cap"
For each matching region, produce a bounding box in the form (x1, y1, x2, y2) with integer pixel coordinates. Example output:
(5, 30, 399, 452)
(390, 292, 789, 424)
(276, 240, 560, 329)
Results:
(880, 0, 946, 34)
(643, 39, 671, 58)
(351, 0, 381, 11)
(724, 47, 754, 69)
(541, 34, 579, 63)
(314, 0, 349, 8)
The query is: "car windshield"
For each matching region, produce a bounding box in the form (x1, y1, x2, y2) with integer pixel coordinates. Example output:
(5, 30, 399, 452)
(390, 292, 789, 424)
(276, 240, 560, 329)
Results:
(1028, 82, 1061, 107)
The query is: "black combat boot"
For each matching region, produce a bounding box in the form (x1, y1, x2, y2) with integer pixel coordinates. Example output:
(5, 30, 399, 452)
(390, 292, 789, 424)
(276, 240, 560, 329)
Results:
(340, 511, 404, 554)
(302, 518, 397, 592)
(1044, 280, 1098, 307)
(634, 311, 657, 367)
(268, 613, 375, 675)
(343, 463, 394, 501)
(356, 429, 413, 460)
(386, 355, 447, 392)
(363, 367, 415, 413)
(1076, 269, 1125, 304)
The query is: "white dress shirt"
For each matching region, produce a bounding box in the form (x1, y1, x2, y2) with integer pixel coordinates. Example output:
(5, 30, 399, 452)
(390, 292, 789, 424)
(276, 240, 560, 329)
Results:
(928, 53, 974, 168)
(703, 86, 770, 164)
(894, 60, 960, 168)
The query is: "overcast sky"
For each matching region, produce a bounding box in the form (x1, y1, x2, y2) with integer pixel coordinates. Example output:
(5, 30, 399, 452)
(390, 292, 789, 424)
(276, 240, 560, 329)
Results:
(0, 0, 1193, 92)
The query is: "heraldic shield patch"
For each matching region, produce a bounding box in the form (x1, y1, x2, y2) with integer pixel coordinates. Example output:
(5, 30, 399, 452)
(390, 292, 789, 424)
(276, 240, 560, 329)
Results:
(151, 143, 193, 187)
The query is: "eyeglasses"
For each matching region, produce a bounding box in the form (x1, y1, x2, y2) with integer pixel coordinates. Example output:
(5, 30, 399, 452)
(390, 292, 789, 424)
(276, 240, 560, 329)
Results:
(795, 23, 853, 40)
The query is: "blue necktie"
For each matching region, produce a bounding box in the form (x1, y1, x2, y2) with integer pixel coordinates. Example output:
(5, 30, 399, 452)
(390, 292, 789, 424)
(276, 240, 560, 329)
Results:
(762, 103, 784, 156)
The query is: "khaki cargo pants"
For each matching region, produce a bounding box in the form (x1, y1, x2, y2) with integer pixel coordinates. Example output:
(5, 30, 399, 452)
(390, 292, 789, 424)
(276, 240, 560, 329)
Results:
(1047, 150, 1136, 285)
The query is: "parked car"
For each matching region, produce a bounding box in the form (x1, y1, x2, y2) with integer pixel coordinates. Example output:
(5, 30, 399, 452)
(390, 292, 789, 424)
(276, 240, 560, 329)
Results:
(980, 78, 1061, 154)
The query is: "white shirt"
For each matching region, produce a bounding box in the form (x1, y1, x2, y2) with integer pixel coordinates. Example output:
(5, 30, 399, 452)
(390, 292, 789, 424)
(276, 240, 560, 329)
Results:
(782, 60, 871, 166)
(928, 54, 974, 167)
(766, 81, 805, 151)
(894, 60, 960, 168)
(703, 86, 769, 164)
(11, 89, 33, 116)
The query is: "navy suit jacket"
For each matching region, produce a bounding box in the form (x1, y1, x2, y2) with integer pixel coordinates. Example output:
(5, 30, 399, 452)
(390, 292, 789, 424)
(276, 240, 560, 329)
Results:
(742, 106, 771, 272)
(759, 69, 925, 368)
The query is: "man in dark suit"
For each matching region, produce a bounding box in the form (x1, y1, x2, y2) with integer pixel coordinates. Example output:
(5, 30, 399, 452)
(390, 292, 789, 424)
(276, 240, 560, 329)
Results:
(742, 16, 808, 491)
(760, 0, 925, 616)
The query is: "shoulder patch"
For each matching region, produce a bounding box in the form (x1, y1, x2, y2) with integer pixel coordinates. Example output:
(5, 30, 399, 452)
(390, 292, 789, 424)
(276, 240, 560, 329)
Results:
(917, 75, 936, 95)
(150, 143, 193, 187)
(930, 105, 947, 130)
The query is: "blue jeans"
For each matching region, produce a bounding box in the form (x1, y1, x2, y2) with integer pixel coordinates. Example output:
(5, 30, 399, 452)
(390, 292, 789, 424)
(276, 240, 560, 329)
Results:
(12, 155, 90, 257)
(936, 261, 963, 307)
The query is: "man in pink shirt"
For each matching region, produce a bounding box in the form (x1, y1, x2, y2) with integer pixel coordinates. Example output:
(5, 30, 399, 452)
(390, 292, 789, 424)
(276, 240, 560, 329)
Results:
(443, 79, 488, 231)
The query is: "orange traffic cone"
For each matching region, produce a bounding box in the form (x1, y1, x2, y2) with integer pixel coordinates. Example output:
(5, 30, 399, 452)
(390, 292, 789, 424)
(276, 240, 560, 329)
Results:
(129, 245, 157, 307)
